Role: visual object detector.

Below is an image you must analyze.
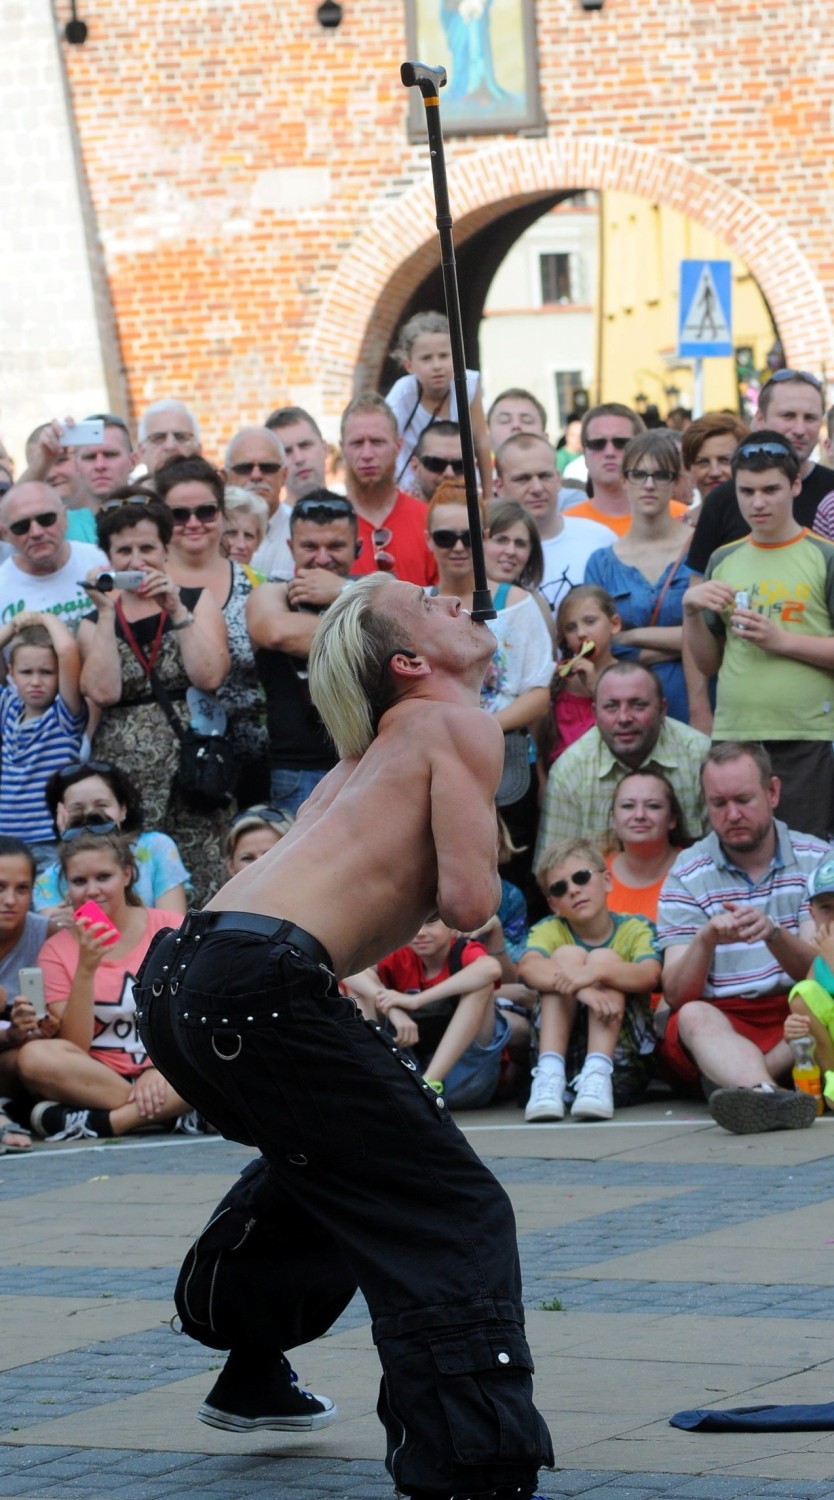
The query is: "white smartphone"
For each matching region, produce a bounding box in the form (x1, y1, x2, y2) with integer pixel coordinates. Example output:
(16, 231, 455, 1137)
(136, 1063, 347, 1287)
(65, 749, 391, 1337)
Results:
(60, 419, 104, 448)
(18, 967, 46, 1020)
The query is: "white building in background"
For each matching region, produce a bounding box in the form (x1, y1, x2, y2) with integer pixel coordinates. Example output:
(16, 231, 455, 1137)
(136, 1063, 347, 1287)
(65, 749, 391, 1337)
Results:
(480, 195, 599, 441)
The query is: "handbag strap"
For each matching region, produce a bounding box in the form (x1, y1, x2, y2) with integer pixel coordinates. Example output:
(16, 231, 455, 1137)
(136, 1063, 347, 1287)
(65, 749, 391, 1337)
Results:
(115, 601, 185, 743)
(647, 533, 691, 628)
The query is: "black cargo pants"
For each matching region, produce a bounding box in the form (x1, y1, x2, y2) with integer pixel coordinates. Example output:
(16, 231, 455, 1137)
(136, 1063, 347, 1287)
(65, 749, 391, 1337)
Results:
(136, 910, 553, 1498)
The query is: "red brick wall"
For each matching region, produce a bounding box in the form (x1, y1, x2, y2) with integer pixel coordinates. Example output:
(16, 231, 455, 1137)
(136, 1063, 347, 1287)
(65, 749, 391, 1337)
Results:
(56, 0, 834, 453)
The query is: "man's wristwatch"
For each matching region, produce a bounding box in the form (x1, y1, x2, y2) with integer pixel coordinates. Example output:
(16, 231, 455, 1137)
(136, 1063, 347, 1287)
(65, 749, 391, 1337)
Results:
(170, 610, 195, 631)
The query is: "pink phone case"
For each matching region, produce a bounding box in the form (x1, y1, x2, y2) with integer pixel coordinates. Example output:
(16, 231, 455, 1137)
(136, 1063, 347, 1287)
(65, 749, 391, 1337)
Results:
(74, 900, 120, 945)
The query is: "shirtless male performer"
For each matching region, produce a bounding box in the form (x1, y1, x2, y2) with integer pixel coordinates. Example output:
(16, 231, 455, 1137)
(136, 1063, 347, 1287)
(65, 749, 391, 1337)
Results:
(136, 574, 553, 1500)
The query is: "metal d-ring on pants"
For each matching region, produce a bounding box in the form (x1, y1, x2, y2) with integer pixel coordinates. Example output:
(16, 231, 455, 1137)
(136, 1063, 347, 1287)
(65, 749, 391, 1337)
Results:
(135, 908, 553, 1499)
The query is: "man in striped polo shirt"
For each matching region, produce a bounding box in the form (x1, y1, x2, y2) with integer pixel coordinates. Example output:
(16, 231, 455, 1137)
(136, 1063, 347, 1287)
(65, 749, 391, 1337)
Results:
(657, 741, 828, 1133)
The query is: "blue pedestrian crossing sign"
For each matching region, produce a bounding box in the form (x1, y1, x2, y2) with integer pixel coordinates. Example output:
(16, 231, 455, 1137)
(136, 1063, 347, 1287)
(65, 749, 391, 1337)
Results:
(678, 260, 733, 357)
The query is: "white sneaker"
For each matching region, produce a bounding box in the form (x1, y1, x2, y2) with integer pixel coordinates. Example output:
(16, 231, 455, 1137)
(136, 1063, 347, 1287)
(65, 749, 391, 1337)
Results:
(524, 1068, 565, 1122)
(571, 1068, 614, 1120)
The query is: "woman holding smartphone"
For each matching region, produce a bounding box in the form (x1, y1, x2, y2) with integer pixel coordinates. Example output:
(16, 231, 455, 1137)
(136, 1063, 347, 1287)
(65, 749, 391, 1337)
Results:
(17, 827, 193, 1143)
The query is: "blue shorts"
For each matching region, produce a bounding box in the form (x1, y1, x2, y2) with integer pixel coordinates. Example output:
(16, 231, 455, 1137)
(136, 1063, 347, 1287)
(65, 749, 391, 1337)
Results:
(443, 1007, 511, 1110)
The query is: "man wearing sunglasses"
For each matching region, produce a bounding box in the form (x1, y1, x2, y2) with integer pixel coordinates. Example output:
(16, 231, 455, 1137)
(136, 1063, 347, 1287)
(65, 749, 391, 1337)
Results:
(562, 403, 647, 535)
(0, 482, 107, 631)
(409, 420, 464, 501)
(688, 370, 834, 574)
(137, 575, 553, 1499)
(223, 426, 291, 582)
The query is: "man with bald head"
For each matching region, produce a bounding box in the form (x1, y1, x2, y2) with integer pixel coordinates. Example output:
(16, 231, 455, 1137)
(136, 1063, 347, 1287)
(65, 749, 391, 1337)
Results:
(0, 482, 107, 630)
(224, 426, 291, 581)
(137, 400, 201, 477)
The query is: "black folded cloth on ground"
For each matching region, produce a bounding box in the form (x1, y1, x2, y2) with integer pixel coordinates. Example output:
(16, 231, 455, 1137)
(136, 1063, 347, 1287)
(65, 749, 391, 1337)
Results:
(671, 1402, 834, 1431)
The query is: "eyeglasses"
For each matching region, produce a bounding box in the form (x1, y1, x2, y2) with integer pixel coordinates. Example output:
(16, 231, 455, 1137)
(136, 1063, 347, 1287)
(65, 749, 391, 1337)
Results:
(60, 819, 119, 843)
(418, 454, 465, 476)
(766, 369, 823, 391)
(145, 430, 196, 446)
(228, 461, 283, 476)
(229, 804, 294, 832)
(585, 436, 630, 452)
(8, 511, 59, 536)
(624, 468, 678, 485)
(373, 526, 396, 572)
(293, 496, 355, 523)
(548, 868, 596, 899)
(736, 440, 795, 460)
(167, 503, 220, 526)
(431, 528, 472, 549)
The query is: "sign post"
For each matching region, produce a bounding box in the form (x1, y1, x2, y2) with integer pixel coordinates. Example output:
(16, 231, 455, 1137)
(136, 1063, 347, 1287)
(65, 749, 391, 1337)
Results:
(678, 259, 733, 417)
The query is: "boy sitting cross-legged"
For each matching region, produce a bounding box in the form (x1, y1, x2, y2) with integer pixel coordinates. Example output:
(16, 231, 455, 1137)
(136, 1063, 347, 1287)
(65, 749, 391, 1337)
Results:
(346, 918, 506, 1109)
(519, 838, 661, 1122)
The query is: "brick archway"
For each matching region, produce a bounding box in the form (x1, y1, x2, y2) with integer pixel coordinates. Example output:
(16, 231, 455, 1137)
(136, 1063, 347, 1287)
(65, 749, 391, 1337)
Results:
(313, 135, 833, 413)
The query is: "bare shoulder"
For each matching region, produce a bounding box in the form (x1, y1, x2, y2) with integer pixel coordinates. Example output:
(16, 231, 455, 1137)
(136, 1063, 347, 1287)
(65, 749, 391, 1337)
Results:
(429, 702, 504, 772)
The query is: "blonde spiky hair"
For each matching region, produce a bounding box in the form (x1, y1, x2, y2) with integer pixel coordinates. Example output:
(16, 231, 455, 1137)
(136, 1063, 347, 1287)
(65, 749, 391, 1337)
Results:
(308, 573, 414, 759)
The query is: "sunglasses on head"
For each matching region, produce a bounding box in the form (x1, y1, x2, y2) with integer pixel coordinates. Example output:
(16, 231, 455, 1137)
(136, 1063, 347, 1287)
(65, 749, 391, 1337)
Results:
(585, 436, 630, 452)
(736, 440, 795, 460)
(56, 760, 115, 786)
(168, 503, 220, 525)
(373, 526, 396, 572)
(431, 528, 472, 549)
(293, 496, 354, 523)
(229, 461, 283, 476)
(419, 454, 465, 476)
(766, 369, 822, 390)
(100, 494, 158, 513)
(229, 804, 294, 832)
(624, 467, 678, 485)
(548, 868, 596, 899)
(60, 818, 119, 843)
(8, 511, 59, 536)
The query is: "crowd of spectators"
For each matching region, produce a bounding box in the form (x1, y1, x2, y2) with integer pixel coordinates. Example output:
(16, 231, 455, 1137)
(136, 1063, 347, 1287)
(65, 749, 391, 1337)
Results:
(1, 336, 834, 1150)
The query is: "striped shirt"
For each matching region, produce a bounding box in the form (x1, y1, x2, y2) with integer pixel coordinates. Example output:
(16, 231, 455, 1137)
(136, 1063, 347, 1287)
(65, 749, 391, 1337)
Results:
(657, 820, 828, 1000)
(0, 689, 88, 842)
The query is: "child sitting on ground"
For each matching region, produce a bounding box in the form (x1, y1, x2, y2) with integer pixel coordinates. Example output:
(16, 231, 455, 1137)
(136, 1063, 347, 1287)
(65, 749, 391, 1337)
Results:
(0, 613, 86, 867)
(346, 919, 505, 1109)
(519, 837, 661, 1123)
(784, 855, 834, 1106)
(385, 309, 492, 498)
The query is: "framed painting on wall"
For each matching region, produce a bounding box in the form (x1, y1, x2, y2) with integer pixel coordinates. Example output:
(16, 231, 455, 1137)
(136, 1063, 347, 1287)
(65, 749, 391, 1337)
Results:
(405, 0, 544, 139)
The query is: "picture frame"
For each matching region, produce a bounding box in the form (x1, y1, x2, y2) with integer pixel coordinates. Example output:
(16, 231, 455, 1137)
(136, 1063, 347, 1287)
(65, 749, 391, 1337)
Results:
(405, 0, 545, 139)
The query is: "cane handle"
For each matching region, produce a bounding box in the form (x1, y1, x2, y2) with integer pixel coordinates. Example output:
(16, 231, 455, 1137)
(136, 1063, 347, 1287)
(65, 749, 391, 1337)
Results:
(401, 61, 447, 98)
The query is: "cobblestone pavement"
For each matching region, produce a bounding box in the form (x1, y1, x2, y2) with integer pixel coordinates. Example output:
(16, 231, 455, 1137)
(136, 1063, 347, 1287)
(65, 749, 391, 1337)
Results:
(3, 1104, 834, 1498)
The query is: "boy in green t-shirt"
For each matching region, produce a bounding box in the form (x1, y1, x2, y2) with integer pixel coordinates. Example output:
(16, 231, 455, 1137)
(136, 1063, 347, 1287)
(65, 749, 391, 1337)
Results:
(682, 430, 834, 838)
(519, 838, 661, 1123)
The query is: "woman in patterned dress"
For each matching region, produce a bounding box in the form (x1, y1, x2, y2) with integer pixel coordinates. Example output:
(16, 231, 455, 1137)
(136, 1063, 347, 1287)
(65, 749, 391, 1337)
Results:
(77, 498, 230, 906)
(156, 457, 271, 807)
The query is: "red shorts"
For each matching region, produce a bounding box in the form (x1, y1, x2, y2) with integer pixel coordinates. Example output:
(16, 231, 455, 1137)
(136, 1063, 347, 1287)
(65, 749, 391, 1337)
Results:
(659, 993, 790, 1089)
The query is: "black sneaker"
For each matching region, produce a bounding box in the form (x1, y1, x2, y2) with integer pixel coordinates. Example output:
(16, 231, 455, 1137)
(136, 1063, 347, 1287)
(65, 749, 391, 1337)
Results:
(30, 1102, 109, 1142)
(709, 1083, 818, 1135)
(198, 1354, 337, 1432)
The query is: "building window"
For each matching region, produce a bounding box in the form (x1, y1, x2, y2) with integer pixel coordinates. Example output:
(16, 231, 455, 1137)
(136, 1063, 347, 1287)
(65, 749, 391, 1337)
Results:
(540, 252, 573, 304)
(554, 370, 582, 428)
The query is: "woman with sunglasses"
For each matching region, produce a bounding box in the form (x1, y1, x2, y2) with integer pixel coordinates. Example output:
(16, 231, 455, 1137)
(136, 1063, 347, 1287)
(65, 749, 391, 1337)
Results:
(77, 496, 230, 905)
(34, 760, 189, 918)
(18, 826, 195, 1143)
(156, 457, 271, 806)
(426, 481, 553, 885)
(584, 430, 699, 724)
